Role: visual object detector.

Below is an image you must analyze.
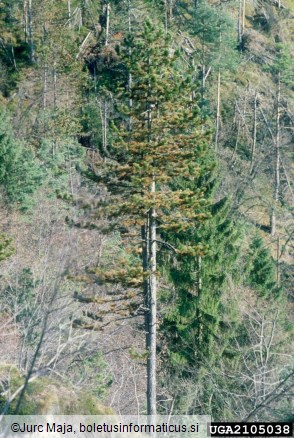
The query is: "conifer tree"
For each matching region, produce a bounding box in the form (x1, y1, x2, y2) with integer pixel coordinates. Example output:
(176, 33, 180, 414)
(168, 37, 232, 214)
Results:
(159, 191, 243, 413)
(0, 233, 14, 261)
(0, 107, 41, 207)
(245, 233, 278, 297)
(88, 21, 211, 414)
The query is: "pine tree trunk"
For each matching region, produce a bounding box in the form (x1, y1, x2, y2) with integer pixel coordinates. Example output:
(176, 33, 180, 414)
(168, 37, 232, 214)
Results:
(100, 99, 108, 156)
(215, 68, 221, 150)
(198, 255, 202, 293)
(196, 255, 202, 351)
(238, 0, 242, 45)
(43, 63, 47, 111)
(67, 0, 71, 27)
(250, 91, 257, 173)
(271, 72, 281, 236)
(105, 3, 110, 46)
(276, 236, 280, 286)
(147, 179, 157, 416)
(28, 0, 35, 63)
(127, 0, 132, 131)
(23, 0, 28, 43)
(80, 0, 85, 26)
(164, 0, 168, 35)
(142, 222, 149, 351)
(242, 0, 246, 36)
(53, 61, 57, 110)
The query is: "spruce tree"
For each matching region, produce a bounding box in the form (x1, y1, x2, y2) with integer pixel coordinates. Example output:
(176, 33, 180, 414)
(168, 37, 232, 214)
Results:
(0, 107, 41, 207)
(245, 233, 278, 297)
(159, 190, 243, 413)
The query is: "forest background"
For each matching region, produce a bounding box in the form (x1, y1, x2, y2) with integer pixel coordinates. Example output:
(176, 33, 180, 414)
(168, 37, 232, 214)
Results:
(0, 0, 293, 422)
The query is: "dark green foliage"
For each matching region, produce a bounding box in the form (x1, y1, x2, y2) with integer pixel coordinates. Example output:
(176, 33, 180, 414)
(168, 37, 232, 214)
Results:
(174, 0, 239, 117)
(265, 43, 294, 88)
(161, 195, 243, 369)
(0, 233, 14, 261)
(179, 1, 238, 68)
(160, 218, 285, 416)
(245, 233, 278, 297)
(158, 183, 253, 416)
(0, 107, 41, 207)
(0, 1, 31, 95)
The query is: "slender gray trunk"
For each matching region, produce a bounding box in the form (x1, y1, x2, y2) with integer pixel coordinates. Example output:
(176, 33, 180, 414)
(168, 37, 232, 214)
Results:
(53, 61, 57, 110)
(238, 0, 242, 45)
(147, 179, 157, 416)
(101, 100, 108, 156)
(238, 0, 246, 45)
(271, 72, 281, 236)
(67, 0, 71, 27)
(11, 46, 17, 69)
(242, 0, 246, 35)
(201, 64, 205, 101)
(196, 254, 201, 349)
(142, 223, 149, 341)
(80, 0, 85, 27)
(28, 0, 35, 63)
(201, 23, 206, 104)
(52, 61, 57, 157)
(127, 0, 132, 131)
(146, 60, 156, 415)
(276, 236, 280, 286)
(215, 68, 221, 150)
(231, 119, 240, 165)
(43, 63, 47, 111)
(250, 91, 258, 173)
(164, 0, 168, 36)
(197, 255, 202, 293)
(23, 0, 28, 43)
(105, 3, 110, 46)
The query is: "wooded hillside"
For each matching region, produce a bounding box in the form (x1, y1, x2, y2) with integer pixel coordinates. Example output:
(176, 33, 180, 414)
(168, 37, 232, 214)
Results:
(0, 0, 293, 421)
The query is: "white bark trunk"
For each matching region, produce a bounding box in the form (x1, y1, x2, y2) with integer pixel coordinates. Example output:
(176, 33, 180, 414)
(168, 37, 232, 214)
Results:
(215, 69, 221, 150)
(67, 0, 71, 27)
(238, 0, 242, 45)
(43, 63, 47, 112)
(23, 0, 28, 43)
(28, 0, 35, 63)
(105, 3, 110, 46)
(250, 91, 258, 173)
(242, 0, 246, 36)
(53, 61, 57, 110)
(271, 72, 281, 236)
(147, 179, 157, 416)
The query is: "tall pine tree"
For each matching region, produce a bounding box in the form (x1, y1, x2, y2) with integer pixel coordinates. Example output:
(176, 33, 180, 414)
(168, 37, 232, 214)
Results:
(81, 20, 212, 414)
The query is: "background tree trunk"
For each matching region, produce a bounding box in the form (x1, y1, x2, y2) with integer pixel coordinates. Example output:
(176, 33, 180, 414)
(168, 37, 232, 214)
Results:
(250, 91, 258, 173)
(28, 0, 35, 63)
(105, 3, 110, 46)
(23, 0, 28, 43)
(215, 68, 221, 150)
(271, 72, 281, 236)
(67, 0, 71, 27)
